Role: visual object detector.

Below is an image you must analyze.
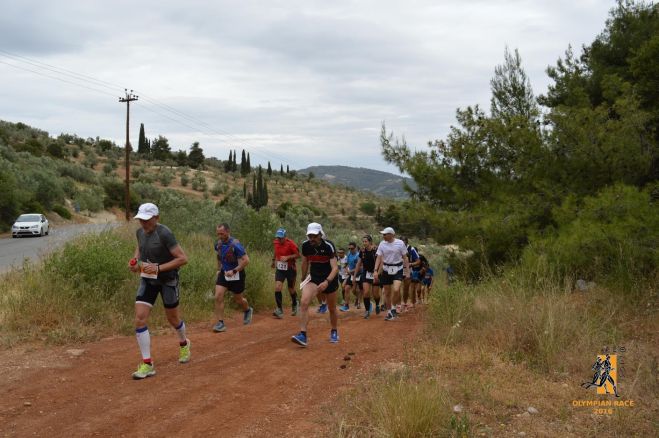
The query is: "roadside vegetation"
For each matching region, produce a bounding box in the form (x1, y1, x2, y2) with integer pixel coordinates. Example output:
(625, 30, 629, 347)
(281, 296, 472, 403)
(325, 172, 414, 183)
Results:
(0, 2, 656, 436)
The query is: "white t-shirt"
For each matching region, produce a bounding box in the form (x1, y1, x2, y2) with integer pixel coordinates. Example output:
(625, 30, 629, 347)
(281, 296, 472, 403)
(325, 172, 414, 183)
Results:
(376, 239, 407, 265)
(338, 256, 348, 278)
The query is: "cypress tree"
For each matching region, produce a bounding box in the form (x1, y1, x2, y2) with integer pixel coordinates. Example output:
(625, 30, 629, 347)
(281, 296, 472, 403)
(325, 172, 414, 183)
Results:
(240, 149, 247, 176)
(267, 161, 272, 176)
(226, 150, 233, 172)
(138, 123, 149, 155)
(280, 164, 284, 176)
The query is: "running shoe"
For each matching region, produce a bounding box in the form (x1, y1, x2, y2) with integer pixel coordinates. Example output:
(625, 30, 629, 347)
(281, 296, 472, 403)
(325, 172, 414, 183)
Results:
(330, 329, 339, 343)
(364, 310, 371, 319)
(339, 304, 350, 312)
(375, 304, 381, 315)
(356, 303, 361, 309)
(317, 303, 328, 314)
(291, 331, 307, 347)
(213, 320, 226, 332)
(132, 362, 156, 380)
(273, 308, 284, 319)
(244, 307, 254, 325)
(179, 339, 191, 363)
(291, 304, 299, 316)
(384, 311, 396, 322)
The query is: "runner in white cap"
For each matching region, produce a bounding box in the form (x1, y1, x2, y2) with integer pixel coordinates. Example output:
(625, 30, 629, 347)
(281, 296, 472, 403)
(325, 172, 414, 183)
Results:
(373, 227, 409, 321)
(129, 203, 190, 379)
(292, 223, 340, 347)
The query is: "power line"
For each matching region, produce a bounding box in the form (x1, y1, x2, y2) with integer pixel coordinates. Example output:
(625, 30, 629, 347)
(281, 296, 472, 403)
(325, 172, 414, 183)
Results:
(0, 50, 293, 166)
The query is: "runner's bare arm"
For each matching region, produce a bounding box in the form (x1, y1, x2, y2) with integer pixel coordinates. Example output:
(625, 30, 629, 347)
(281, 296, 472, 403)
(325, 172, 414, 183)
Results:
(301, 255, 309, 278)
(227, 254, 250, 276)
(129, 246, 141, 272)
(154, 244, 188, 274)
(373, 255, 383, 278)
(403, 254, 410, 277)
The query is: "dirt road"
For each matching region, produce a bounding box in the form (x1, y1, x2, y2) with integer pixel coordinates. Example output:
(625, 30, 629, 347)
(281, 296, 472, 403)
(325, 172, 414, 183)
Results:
(0, 307, 423, 437)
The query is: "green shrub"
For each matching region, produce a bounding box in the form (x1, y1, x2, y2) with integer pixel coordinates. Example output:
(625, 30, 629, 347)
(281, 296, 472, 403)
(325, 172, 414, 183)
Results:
(74, 187, 104, 212)
(52, 204, 72, 219)
(180, 174, 189, 187)
(523, 184, 659, 292)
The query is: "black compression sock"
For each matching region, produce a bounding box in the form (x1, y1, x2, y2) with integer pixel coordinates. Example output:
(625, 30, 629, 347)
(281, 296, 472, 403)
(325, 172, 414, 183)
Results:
(290, 292, 298, 306)
(275, 291, 283, 309)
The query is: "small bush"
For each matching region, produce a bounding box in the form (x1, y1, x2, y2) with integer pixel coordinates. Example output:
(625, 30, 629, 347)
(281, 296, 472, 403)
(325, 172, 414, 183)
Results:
(52, 204, 72, 219)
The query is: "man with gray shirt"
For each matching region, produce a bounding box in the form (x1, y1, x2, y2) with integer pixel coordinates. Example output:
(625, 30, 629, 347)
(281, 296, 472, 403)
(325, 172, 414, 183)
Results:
(129, 203, 190, 379)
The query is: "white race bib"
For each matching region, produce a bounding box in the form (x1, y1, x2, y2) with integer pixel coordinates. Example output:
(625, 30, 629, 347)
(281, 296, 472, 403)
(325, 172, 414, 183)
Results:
(224, 271, 240, 281)
(386, 265, 400, 275)
(365, 271, 374, 280)
(140, 264, 157, 279)
(276, 261, 288, 271)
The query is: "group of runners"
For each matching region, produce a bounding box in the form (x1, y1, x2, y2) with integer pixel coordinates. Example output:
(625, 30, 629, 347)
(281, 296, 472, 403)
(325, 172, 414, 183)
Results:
(128, 202, 434, 379)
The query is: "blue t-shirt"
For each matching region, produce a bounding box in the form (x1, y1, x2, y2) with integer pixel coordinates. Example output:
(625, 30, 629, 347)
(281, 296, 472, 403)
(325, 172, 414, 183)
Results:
(214, 237, 247, 272)
(425, 268, 434, 279)
(407, 245, 421, 271)
(346, 251, 360, 271)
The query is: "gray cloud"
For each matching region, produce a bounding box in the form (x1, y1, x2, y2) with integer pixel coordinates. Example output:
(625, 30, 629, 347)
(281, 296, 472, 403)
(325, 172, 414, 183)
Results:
(0, 0, 614, 173)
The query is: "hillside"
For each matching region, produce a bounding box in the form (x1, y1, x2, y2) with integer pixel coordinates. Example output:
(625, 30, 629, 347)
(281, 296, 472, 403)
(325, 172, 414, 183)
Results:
(297, 165, 415, 199)
(0, 120, 393, 232)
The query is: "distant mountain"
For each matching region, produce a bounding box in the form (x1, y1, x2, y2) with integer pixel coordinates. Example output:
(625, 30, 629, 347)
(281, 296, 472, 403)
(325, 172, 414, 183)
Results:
(297, 165, 415, 199)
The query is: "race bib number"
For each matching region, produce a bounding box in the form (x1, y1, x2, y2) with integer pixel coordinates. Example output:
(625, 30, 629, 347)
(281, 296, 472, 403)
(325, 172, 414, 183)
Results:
(386, 265, 400, 275)
(140, 264, 157, 279)
(354, 274, 361, 281)
(365, 271, 374, 280)
(276, 261, 288, 271)
(224, 271, 240, 281)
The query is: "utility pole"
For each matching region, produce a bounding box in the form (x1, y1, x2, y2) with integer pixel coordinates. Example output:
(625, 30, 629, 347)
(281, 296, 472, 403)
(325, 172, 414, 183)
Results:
(119, 89, 138, 221)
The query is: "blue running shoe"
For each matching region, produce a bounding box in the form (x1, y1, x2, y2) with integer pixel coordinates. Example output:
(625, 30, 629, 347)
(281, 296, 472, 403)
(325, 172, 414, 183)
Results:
(330, 329, 339, 343)
(213, 320, 226, 332)
(291, 332, 307, 347)
(339, 304, 350, 312)
(243, 307, 254, 325)
(318, 303, 328, 314)
(384, 311, 396, 321)
(375, 304, 381, 315)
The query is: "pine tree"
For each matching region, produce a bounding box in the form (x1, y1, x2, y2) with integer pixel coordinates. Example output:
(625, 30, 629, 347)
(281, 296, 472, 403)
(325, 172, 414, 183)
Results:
(187, 142, 205, 169)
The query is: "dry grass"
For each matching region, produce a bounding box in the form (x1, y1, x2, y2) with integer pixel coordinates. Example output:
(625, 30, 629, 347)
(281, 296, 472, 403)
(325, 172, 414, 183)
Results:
(331, 268, 658, 437)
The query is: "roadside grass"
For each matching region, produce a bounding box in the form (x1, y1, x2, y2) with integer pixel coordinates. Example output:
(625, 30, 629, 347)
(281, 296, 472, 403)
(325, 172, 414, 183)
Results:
(0, 224, 284, 347)
(331, 263, 658, 437)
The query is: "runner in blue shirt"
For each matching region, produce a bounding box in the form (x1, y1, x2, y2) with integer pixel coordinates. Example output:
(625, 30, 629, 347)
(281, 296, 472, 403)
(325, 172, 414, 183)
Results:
(339, 242, 360, 312)
(212, 223, 253, 333)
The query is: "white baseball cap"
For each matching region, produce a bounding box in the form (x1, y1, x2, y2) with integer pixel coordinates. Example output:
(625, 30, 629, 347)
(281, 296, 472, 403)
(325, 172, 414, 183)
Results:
(134, 203, 159, 220)
(306, 222, 325, 238)
(379, 227, 395, 235)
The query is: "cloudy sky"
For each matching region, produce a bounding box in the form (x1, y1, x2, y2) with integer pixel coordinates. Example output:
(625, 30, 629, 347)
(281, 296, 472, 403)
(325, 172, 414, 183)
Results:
(0, 0, 613, 173)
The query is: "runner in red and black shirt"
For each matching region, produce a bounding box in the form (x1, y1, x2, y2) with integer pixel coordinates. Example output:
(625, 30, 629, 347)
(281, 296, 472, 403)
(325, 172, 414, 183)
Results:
(291, 222, 339, 347)
(272, 228, 300, 318)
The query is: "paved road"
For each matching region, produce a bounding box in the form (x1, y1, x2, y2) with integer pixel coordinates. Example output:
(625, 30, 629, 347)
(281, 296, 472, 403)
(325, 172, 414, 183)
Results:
(0, 223, 120, 273)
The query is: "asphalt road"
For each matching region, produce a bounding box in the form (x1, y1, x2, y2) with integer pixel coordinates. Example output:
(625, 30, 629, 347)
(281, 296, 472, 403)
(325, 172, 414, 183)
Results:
(0, 223, 120, 273)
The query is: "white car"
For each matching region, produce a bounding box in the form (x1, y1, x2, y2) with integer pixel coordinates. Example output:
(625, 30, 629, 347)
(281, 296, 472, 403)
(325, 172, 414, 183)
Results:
(11, 214, 50, 238)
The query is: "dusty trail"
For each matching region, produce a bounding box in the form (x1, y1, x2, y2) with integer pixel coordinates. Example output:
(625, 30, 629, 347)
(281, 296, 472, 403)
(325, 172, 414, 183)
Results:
(0, 306, 423, 437)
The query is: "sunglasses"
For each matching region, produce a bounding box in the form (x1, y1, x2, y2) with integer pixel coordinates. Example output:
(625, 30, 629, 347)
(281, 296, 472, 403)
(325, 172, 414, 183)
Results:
(307, 233, 320, 238)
